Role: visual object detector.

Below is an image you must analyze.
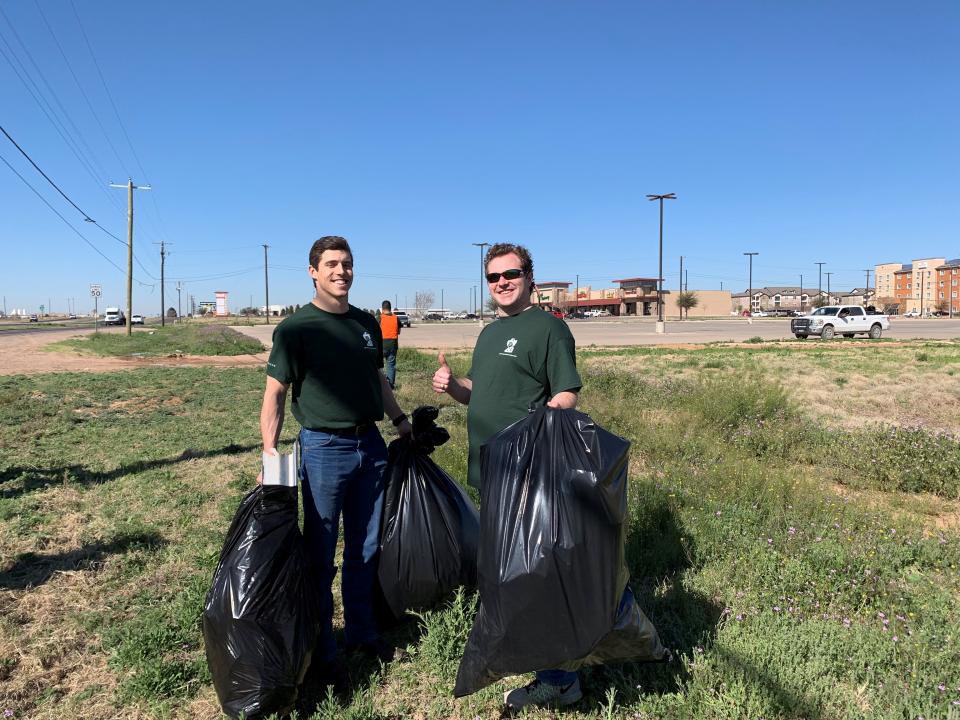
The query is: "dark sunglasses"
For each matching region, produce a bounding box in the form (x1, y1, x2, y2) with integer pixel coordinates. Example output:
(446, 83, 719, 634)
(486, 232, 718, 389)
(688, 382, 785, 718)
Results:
(485, 268, 525, 283)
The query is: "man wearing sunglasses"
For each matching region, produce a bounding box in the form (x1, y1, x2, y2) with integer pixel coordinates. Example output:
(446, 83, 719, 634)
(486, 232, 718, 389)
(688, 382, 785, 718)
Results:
(432, 242, 584, 709)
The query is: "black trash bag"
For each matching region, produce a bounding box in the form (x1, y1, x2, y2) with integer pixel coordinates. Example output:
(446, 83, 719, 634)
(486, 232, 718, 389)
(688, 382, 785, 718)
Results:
(377, 406, 479, 619)
(454, 406, 667, 697)
(203, 484, 317, 719)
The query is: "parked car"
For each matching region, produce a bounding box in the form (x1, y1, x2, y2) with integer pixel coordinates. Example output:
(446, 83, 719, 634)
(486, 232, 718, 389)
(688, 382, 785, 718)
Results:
(28, 314, 39, 322)
(131, 314, 145, 325)
(791, 305, 889, 340)
(68, 313, 77, 319)
(550, 310, 564, 319)
(565, 311, 585, 319)
(451, 312, 469, 319)
(424, 312, 444, 321)
(903, 309, 920, 318)
(395, 311, 411, 328)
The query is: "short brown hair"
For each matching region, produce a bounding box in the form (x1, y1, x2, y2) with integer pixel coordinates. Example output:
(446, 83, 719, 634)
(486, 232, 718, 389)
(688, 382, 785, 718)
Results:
(309, 236, 352, 269)
(485, 243, 534, 277)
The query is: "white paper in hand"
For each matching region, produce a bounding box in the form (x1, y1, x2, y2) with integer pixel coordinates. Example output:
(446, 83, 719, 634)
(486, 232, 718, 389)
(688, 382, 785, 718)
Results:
(261, 442, 299, 487)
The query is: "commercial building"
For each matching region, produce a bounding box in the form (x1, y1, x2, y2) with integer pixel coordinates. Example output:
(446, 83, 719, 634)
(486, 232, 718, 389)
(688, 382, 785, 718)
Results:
(534, 278, 731, 317)
(935, 259, 960, 315)
(883, 257, 947, 314)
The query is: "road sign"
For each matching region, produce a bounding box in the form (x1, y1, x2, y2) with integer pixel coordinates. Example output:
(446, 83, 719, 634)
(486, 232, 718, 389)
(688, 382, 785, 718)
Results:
(90, 284, 102, 298)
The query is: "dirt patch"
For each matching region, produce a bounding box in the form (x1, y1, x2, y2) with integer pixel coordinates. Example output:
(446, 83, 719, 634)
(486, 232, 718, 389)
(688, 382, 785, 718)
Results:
(0, 328, 269, 376)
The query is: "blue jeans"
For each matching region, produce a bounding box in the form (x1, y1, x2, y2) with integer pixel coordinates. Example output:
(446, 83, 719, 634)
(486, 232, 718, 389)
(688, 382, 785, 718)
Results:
(536, 668, 578, 687)
(383, 343, 397, 388)
(535, 587, 634, 687)
(299, 426, 388, 662)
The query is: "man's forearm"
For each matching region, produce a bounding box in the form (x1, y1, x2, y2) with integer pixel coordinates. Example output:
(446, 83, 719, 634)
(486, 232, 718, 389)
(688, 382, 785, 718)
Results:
(447, 377, 472, 405)
(380, 372, 404, 420)
(260, 388, 287, 451)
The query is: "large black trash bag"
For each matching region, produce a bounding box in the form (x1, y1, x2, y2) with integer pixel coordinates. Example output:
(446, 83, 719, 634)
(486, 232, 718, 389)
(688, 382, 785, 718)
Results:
(454, 407, 667, 697)
(203, 484, 317, 719)
(377, 406, 480, 619)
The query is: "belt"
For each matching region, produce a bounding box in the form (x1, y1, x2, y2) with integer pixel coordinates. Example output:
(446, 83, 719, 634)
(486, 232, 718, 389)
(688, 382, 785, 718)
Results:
(312, 422, 376, 436)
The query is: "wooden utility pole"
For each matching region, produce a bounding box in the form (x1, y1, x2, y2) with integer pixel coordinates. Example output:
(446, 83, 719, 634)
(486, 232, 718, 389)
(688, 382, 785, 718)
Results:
(154, 240, 172, 326)
(263, 244, 270, 325)
(110, 179, 150, 335)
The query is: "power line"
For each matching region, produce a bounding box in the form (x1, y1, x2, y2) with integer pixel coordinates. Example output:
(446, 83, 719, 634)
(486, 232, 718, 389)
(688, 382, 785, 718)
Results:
(0, 149, 153, 286)
(31, 0, 131, 176)
(0, 124, 159, 280)
(70, 0, 171, 243)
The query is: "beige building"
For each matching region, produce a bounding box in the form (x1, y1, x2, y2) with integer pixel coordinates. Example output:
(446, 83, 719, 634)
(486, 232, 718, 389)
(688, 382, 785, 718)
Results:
(904, 257, 946, 314)
(873, 262, 903, 308)
(666, 289, 734, 318)
(532, 278, 731, 317)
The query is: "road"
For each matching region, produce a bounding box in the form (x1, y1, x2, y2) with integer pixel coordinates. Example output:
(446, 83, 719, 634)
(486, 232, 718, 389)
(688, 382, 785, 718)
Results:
(232, 316, 960, 350)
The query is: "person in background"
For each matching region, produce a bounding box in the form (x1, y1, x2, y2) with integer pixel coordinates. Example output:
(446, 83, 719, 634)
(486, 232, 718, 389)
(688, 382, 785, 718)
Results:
(431, 242, 584, 709)
(379, 299, 400, 388)
(258, 235, 412, 690)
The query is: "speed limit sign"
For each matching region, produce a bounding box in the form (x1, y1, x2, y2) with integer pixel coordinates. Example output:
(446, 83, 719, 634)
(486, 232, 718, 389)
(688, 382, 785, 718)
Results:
(90, 284, 102, 298)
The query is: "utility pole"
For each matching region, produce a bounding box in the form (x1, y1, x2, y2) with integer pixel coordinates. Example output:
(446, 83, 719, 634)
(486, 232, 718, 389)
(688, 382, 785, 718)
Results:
(646, 193, 677, 333)
(685, 269, 688, 292)
(863, 269, 872, 307)
(472, 242, 489, 323)
(825, 272, 833, 305)
(176, 281, 183, 321)
(155, 240, 170, 326)
(110, 179, 150, 335)
(744, 252, 758, 315)
(799, 274, 804, 312)
(441, 289, 444, 319)
(575, 273, 580, 316)
(815, 262, 826, 306)
(679, 256, 684, 320)
(262, 244, 270, 325)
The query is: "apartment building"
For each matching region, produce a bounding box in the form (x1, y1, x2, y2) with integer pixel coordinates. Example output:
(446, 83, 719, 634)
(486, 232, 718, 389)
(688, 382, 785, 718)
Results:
(935, 259, 960, 315)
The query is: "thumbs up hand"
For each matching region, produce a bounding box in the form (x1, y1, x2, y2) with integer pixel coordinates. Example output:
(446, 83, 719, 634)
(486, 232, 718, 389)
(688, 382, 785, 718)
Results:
(432, 352, 453, 394)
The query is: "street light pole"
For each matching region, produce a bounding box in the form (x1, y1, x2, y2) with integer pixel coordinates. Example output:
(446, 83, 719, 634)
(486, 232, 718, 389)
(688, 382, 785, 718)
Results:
(815, 262, 826, 305)
(825, 272, 833, 305)
(744, 252, 758, 315)
(471, 242, 489, 324)
(799, 274, 803, 312)
(646, 193, 676, 333)
(863, 269, 872, 307)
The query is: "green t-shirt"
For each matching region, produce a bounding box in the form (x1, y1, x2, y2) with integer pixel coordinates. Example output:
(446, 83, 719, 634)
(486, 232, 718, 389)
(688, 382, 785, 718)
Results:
(266, 303, 384, 429)
(466, 307, 582, 488)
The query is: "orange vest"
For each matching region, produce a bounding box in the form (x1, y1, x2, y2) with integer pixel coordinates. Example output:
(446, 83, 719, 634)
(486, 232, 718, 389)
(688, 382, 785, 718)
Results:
(380, 313, 399, 340)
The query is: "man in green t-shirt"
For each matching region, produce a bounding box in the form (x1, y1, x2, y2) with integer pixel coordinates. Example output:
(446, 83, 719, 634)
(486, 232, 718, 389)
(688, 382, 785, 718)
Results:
(431, 243, 584, 710)
(259, 235, 412, 690)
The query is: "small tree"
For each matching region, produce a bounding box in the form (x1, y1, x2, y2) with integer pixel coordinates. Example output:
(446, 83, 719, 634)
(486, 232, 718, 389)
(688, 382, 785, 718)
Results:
(676, 291, 699, 319)
(414, 291, 434, 318)
(811, 295, 829, 308)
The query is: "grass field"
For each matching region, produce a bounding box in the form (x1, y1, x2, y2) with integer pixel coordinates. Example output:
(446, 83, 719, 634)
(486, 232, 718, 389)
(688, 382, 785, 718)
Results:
(1, 343, 958, 719)
(47, 324, 265, 357)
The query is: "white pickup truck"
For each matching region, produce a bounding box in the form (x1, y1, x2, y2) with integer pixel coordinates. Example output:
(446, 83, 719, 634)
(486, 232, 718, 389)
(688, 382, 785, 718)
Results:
(790, 305, 890, 340)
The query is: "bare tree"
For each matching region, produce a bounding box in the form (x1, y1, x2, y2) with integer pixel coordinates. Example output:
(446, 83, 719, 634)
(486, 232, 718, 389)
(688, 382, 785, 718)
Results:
(414, 291, 435, 318)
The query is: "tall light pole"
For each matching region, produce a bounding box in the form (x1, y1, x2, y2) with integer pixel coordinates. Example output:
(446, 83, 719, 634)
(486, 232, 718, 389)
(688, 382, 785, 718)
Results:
(815, 262, 826, 305)
(262, 244, 270, 325)
(472, 242, 489, 323)
(825, 272, 833, 305)
(646, 193, 676, 333)
(799, 274, 804, 312)
(863, 269, 872, 307)
(744, 252, 758, 315)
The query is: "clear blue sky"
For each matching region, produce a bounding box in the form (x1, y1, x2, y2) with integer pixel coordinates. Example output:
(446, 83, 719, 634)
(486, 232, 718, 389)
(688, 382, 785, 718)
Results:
(1, 1, 957, 315)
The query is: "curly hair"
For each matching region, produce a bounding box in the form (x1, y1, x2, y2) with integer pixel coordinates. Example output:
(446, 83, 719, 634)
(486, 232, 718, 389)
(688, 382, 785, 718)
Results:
(485, 243, 534, 278)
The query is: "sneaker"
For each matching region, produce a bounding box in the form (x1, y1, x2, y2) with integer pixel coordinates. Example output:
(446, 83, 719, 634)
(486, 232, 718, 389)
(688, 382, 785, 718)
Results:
(503, 677, 583, 709)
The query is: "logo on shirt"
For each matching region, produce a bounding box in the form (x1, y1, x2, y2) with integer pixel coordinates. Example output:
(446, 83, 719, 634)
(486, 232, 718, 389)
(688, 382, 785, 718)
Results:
(362, 331, 374, 348)
(499, 337, 518, 357)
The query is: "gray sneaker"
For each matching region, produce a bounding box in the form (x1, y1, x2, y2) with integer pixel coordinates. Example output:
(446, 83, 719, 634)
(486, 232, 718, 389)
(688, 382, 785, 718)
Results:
(503, 677, 583, 709)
